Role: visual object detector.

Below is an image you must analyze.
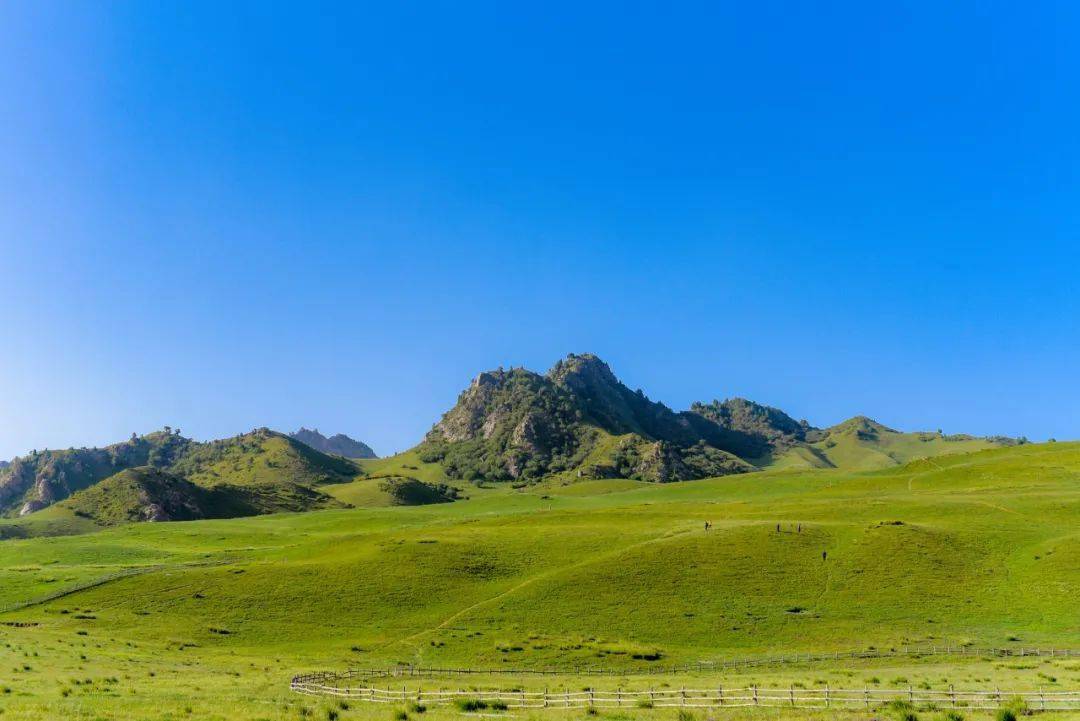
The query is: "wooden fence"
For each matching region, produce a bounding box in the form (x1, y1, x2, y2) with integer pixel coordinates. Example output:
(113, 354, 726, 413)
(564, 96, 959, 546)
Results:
(292, 647, 1080, 711)
(290, 683, 1080, 711)
(294, 646, 1080, 682)
(0, 558, 237, 615)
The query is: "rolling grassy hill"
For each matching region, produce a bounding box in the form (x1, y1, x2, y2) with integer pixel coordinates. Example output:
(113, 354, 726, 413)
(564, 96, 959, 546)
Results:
(0, 428, 364, 524)
(764, 417, 1008, 471)
(0, 441, 1076, 719)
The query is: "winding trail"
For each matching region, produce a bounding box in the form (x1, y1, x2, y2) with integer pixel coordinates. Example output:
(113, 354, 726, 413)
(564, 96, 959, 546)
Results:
(385, 523, 701, 651)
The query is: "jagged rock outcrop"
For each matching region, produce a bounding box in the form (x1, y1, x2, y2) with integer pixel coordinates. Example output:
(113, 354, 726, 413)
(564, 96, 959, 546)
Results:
(419, 354, 753, 483)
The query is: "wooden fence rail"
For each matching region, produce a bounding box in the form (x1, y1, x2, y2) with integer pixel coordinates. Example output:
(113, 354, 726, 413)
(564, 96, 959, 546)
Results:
(292, 646, 1080, 684)
(290, 683, 1080, 711)
(0, 565, 167, 614)
(0, 558, 239, 615)
(291, 647, 1080, 711)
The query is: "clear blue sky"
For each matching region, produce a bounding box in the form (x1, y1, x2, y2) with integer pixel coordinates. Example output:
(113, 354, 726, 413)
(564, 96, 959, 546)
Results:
(1, 2, 1077, 459)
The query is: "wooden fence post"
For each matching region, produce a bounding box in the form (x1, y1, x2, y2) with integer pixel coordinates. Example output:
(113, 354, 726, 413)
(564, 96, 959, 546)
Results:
(753, 685, 759, 706)
(790, 685, 795, 706)
(718, 685, 723, 706)
(950, 685, 956, 707)
(825, 683, 830, 708)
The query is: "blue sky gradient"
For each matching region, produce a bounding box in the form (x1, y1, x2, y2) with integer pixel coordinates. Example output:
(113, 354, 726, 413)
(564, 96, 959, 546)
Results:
(1, 2, 1078, 458)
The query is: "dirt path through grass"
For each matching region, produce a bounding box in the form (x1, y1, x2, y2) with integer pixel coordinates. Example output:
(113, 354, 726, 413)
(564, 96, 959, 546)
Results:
(385, 522, 703, 652)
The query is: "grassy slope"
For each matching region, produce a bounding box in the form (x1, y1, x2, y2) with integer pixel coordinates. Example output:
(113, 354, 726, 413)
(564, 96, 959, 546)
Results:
(355, 449, 450, 484)
(768, 429, 1003, 471)
(172, 432, 363, 487)
(0, 442, 1077, 720)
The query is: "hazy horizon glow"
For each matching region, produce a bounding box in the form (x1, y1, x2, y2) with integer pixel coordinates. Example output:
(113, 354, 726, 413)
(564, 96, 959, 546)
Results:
(2, 2, 1078, 460)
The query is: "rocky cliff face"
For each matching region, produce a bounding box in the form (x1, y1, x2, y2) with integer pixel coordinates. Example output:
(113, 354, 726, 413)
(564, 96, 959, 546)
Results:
(289, 428, 377, 459)
(548, 354, 701, 444)
(423, 366, 587, 480)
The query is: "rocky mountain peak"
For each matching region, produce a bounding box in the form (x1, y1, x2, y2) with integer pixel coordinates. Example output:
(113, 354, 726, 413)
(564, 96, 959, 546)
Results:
(289, 428, 376, 459)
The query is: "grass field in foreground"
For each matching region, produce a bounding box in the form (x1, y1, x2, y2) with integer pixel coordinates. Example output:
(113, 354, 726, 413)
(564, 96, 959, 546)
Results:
(0, 441, 1077, 719)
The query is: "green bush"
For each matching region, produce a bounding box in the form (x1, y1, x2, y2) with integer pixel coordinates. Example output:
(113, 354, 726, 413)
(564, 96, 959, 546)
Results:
(676, 710, 695, 721)
(453, 698, 488, 712)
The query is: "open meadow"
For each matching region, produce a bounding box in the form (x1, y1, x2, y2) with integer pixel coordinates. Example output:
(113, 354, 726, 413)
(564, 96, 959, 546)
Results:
(1, 442, 1078, 720)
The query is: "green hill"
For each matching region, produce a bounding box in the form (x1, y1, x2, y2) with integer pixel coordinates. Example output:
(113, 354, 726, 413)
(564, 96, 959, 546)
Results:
(0, 441, 1075, 720)
(0, 428, 361, 522)
(59, 467, 210, 525)
(56, 466, 347, 527)
(766, 416, 1013, 470)
(0, 430, 193, 516)
(165, 428, 360, 488)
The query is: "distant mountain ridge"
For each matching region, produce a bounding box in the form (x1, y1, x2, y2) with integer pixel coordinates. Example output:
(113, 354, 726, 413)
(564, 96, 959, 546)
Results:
(414, 353, 1023, 482)
(0, 353, 1028, 527)
(289, 428, 376, 459)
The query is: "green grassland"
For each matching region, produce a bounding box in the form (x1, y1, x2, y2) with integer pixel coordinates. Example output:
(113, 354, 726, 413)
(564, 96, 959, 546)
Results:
(0, 442, 1077, 720)
(764, 419, 1005, 471)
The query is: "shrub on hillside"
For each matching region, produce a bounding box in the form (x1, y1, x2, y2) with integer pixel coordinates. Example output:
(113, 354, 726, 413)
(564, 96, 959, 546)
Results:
(453, 698, 488, 712)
